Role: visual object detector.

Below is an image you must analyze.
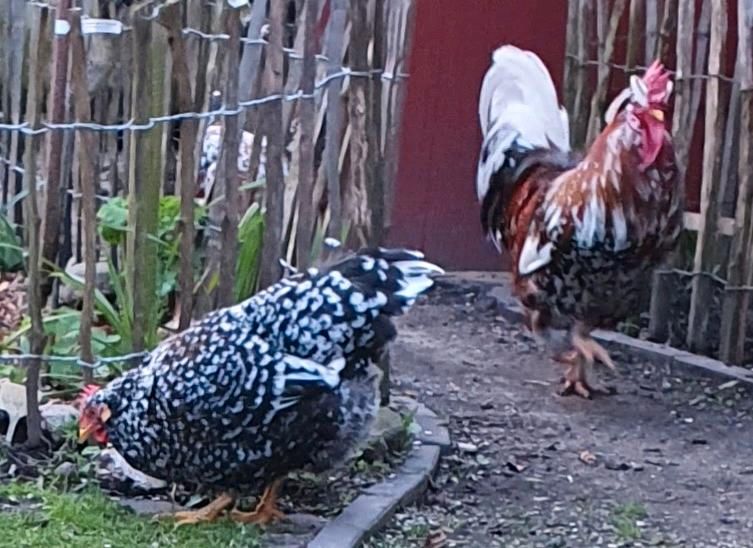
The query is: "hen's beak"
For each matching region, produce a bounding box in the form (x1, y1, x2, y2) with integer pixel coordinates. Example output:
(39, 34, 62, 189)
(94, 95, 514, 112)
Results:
(78, 423, 94, 444)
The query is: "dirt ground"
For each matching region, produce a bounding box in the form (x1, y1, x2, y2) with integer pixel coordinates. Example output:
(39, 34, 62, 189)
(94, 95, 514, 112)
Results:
(366, 275, 753, 548)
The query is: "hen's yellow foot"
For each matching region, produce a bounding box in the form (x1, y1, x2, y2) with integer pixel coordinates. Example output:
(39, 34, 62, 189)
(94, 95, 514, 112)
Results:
(157, 493, 234, 526)
(230, 480, 285, 526)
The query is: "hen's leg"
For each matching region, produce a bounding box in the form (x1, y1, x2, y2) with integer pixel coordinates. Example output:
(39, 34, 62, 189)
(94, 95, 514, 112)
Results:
(230, 478, 286, 526)
(160, 492, 235, 525)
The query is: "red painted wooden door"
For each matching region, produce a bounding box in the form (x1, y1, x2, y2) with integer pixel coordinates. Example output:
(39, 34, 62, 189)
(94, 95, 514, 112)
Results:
(388, 0, 568, 271)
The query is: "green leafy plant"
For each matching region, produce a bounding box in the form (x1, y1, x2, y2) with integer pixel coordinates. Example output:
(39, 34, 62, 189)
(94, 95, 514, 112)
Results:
(0, 210, 23, 271)
(234, 202, 265, 302)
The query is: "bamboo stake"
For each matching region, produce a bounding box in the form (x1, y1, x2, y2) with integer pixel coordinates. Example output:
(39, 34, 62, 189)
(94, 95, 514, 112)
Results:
(295, 0, 320, 268)
(22, 4, 47, 448)
(259, 0, 287, 288)
(686, 0, 728, 353)
(70, 11, 96, 384)
(324, 0, 348, 241)
(585, 0, 627, 145)
(719, 0, 753, 364)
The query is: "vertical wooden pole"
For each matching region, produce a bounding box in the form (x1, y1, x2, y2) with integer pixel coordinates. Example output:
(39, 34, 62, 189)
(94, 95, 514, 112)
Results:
(70, 11, 96, 383)
(654, 0, 677, 61)
(162, 3, 198, 330)
(719, 0, 753, 364)
(625, 0, 644, 74)
(217, 6, 242, 307)
(367, 0, 387, 246)
(563, 0, 581, 116)
(324, 0, 348, 241)
(347, 0, 370, 247)
(127, 14, 163, 350)
(259, 0, 287, 289)
(571, 0, 594, 148)
(585, 0, 628, 145)
(648, 0, 694, 342)
(40, 0, 72, 301)
(686, 0, 728, 353)
(295, 0, 320, 268)
(22, 4, 47, 448)
(237, 0, 268, 140)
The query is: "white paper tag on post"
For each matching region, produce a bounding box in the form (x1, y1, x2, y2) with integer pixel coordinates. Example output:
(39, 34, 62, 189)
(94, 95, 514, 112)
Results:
(227, 0, 249, 7)
(54, 19, 71, 36)
(82, 18, 124, 36)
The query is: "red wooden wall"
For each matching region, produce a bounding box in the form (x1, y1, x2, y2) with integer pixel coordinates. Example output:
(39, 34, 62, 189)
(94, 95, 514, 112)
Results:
(388, 0, 568, 271)
(387, 1, 737, 271)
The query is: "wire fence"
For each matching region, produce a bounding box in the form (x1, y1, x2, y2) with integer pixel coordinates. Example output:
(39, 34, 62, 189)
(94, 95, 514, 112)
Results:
(0, 0, 417, 444)
(565, 0, 753, 365)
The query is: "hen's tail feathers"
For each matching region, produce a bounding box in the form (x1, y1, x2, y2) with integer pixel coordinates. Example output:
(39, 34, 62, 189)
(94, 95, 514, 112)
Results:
(326, 247, 445, 315)
(476, 45, 570, 205)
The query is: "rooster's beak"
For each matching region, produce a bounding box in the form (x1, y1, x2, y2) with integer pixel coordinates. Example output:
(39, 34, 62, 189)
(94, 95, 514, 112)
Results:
(649, 108, 664, 122)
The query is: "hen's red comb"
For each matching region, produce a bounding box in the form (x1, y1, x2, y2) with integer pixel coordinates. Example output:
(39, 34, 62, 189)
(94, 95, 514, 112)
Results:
(643, 59, 672, 102)
(75, 383, 101, 409)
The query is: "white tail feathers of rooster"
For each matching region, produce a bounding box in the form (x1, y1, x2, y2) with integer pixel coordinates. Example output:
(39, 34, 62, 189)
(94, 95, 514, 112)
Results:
(476, 45, 571, 204)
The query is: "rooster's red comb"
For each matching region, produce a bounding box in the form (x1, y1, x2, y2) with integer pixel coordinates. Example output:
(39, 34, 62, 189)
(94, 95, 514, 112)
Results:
(643, 59, 673, 103)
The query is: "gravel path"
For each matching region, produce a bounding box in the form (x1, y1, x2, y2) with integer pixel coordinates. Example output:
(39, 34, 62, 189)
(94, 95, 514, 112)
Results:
(366, 276, 753, 548)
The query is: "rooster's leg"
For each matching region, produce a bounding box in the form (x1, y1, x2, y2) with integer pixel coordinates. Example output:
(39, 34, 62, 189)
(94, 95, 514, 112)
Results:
(230, 478, 286, 526)
(558, 357, 593, 399)
(571, 325, 616, 371)
(161, 492, 235, 526)
(557, 327, 615, 398)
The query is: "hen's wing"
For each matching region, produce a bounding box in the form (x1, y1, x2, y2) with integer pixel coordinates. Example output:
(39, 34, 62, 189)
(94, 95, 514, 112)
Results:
(144, 326, 346, 430)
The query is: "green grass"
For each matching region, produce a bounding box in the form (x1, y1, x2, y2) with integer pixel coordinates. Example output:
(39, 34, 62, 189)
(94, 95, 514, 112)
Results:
(0, 482, 261, 548)
(611, 501, 648, 542)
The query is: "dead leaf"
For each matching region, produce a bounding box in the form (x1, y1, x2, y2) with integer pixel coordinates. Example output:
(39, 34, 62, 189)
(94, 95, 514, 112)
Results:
(579, 450, 597, 465)
(423, 529, 448, 548)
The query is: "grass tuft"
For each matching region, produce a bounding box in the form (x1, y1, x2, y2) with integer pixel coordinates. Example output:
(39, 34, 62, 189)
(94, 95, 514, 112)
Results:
(0, 482, 261, 548)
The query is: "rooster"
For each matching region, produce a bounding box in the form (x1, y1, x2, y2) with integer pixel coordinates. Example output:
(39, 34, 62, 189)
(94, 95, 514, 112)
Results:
(476, 46, 682, 398)
(78, 248, 443, 525)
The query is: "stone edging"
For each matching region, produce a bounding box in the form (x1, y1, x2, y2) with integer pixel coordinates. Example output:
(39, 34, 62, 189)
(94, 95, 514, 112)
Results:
(308, 404, 450, 548)
(496, 297, 753, 388)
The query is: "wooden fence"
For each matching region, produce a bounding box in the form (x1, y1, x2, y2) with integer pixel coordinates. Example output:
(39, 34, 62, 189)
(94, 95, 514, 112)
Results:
(564, 0, 753, 365)
(0, 0, 415, 446)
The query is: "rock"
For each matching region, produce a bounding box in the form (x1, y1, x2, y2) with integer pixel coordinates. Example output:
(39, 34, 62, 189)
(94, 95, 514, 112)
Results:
(118, 498, 185, 516)
(0, 379, 42, 444)
(58, 260, 112, 305)
(457, 442, 479, 454)
(369, 407, 405, 447)
(40, 402, 79, 433)
(54, 462, 78, 478)
(96, 447, 167, 493)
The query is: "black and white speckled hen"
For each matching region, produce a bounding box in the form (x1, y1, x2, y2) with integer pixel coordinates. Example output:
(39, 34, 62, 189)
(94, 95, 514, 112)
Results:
(77, 248, 443, 525)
